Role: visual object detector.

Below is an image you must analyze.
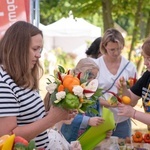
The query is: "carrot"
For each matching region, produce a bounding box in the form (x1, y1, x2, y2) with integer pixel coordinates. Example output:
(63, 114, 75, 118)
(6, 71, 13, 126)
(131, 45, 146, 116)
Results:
(58, 84, 64, 92)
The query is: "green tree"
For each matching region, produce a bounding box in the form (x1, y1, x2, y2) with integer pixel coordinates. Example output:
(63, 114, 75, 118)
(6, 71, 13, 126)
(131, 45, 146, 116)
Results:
(102, 0, 114, 31)
(39, 0, 150, 75)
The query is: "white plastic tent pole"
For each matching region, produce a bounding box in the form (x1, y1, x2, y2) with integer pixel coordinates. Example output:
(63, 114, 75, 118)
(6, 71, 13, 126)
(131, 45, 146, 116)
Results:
(35, 0, 40, 27)
(30, 0, 40, 27)
(30, 0, 34, 24)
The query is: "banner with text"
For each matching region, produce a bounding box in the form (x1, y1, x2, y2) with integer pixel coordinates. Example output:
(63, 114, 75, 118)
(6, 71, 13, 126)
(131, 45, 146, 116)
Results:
(0, 0, 30, 39)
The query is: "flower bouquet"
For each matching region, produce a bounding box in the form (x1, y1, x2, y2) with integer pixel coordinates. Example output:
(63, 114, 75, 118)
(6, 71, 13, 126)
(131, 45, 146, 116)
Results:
(46, 65, 102, 113)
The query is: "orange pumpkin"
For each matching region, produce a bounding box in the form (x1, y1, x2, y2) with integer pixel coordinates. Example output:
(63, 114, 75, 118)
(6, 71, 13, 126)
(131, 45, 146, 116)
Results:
(58, 84, 65, 92)
(132, 131, 143, 143)
(63, 75, 80, 92)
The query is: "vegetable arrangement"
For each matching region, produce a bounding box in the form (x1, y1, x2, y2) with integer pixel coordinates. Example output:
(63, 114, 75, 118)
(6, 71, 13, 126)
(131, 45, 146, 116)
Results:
(126, 73, 137, 88)
(132, 131, 143, 143)
(46, 65, 103, 113)
(118, 74, 137, 98)
(132, 131, 150, 143)
(0, 134, 43, 150)
(107, 91, 131, 106)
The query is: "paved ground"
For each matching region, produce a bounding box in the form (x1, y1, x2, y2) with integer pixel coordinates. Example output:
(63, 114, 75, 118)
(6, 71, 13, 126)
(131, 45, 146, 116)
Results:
(39, 74, 148, 134)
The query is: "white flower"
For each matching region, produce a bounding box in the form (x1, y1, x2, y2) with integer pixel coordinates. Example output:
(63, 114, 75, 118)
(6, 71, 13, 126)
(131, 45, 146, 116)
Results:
(73, 85, 84, 97)
(56, 91, 66, 100)
(46, 83, 57, 94)
(84, 79, 98, 98)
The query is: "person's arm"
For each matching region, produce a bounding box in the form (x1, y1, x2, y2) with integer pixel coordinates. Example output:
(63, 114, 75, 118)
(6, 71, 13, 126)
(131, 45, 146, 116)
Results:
(0, 106, 75, 141)
(118, 103, 150, 125)
(99, 98, 111, 107)
(88, 117, 104, 126)
(80, 115, 105, 128)
(128, 89, 140, 106)
(80, 115, 90, 128)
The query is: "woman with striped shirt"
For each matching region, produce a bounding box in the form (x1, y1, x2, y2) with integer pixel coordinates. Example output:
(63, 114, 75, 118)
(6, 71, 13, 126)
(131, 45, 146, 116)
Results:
(0, 21, 75, 149)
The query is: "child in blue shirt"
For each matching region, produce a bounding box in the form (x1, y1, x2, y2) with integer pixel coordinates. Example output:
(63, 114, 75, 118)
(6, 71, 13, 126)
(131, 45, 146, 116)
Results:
(61, 58, 110, 142)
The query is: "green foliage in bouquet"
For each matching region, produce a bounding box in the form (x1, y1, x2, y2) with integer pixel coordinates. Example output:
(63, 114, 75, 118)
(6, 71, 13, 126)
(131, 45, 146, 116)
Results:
(14, 140, 37, 150)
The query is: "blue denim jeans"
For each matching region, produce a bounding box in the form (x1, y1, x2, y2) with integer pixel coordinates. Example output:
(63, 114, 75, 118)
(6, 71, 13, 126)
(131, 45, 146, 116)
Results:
(61, 115, 83, 143)
(112, 118, 131, 139)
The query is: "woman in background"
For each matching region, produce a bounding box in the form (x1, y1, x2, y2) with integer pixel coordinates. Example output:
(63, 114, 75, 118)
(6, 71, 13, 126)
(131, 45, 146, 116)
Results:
(85, 37, 102, 59)
(93, 28, 137, 139)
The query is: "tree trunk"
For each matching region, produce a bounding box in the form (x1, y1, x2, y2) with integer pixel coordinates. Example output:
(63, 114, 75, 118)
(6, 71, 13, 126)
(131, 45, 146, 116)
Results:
(137, 9, 150, 76)
(129, 0, 143, 61)
(102, 0, 114, 32)
(145, 10, 150, 37)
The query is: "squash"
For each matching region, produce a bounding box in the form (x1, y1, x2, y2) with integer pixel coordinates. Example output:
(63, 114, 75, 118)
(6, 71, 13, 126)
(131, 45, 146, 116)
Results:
(143, 133, 150, 143)
(63, 75, 80, 92)
(2, 134, 15, 150)
(132, 131, 143, 143)
(0, 135, 10, 150)
(58, 84, 65, 92)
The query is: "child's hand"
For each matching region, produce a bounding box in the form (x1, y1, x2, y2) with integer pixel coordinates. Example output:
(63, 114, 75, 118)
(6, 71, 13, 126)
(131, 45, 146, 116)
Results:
(106, 130, 113, 138)
(70, 141, 82, 150)
(88, 117, 104, 126)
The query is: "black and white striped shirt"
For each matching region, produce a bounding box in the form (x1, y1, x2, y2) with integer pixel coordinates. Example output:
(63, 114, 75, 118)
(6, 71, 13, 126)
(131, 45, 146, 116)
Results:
(0, 66, 49, 149)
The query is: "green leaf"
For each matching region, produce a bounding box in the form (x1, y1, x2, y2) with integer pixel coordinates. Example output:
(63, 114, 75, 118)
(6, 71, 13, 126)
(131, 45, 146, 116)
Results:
(80, 101, 95, 111)
(13, 143, 27, 150)
(47, 78, 52, 84)
(58, 65, 65, 73)
(27, 140, 37, 150)
(50, 91, 57, 104)
(89, 108, 99, 116)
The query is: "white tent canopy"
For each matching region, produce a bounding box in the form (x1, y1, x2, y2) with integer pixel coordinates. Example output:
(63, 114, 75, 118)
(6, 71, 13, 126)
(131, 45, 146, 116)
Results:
(43, 16, 101, 37)
(40, 16, 101, 58)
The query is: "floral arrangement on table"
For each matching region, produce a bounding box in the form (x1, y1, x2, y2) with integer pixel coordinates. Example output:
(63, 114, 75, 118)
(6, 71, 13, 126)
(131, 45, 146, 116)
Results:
(46, 65, 103, 113)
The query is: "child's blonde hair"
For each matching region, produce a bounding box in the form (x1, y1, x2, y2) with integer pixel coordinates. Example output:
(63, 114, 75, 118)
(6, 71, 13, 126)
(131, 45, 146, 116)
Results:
(73, 58, 99, 75)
